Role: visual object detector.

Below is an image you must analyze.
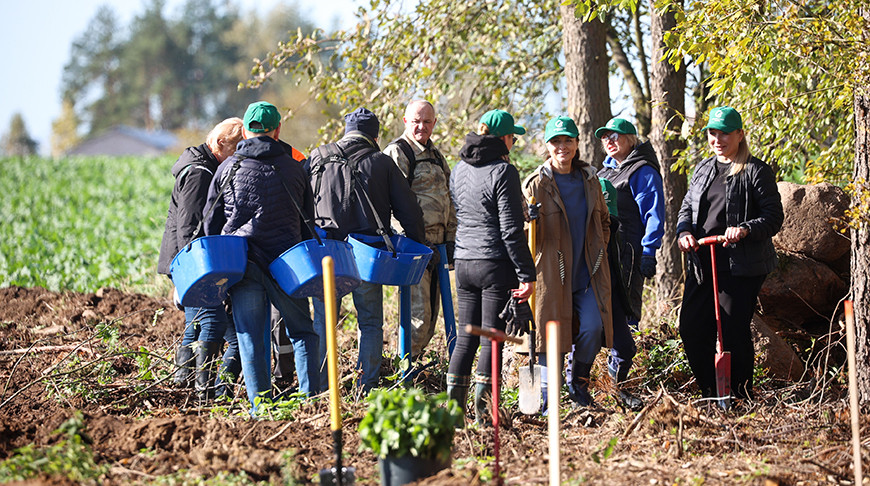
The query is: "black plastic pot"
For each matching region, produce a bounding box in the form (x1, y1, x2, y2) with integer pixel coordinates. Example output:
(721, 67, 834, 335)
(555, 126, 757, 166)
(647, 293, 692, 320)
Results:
(378, 454, 450, 486)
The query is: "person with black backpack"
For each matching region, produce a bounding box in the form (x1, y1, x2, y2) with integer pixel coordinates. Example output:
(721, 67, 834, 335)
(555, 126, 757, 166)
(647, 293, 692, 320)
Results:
(306, 107, 425, 393)
(383, 100, 456, 359)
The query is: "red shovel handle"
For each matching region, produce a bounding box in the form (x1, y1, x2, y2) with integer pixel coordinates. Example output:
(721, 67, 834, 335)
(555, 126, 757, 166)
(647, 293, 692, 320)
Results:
(698, 235, 726, 246)
(465, 325, 524, 345)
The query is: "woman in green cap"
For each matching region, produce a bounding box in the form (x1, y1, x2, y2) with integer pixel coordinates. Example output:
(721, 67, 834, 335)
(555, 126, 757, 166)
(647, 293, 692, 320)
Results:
(676, 106, 783, 402)
(521, 115, 612, 409)
(446, 109, 536, 425)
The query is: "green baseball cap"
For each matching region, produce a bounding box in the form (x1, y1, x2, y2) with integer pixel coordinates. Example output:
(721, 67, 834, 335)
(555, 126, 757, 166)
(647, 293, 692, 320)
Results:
(703, 106, 743, 133)
(544, 116, 579, 141)
(479, 109, 526, 138)
(243, 101, 281, 133)
(594, 117, 638, 138)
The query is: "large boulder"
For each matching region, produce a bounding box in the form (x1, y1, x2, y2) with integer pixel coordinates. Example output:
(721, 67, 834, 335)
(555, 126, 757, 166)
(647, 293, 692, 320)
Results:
(758, 251, 847, 330)
(773, 182, 850, 264)
(751, 314, 804, 381)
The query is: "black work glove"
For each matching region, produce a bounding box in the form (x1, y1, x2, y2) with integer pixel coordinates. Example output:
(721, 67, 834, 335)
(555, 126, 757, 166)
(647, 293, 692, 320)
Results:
(640, 255, 657, 279)
(527, 202, 541, 221)
(426, 243, 441, 272)
(499, 295, 534, 337)
(445, 241, 455, 266)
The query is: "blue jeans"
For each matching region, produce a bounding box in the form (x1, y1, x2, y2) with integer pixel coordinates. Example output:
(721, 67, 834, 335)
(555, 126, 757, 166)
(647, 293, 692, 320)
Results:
(216, 315, 241, 396)
(313, 281, 383, 392)
(229, 262, 320, 412)
(182, 306, 229, 344)
(565, 287, 603, 391)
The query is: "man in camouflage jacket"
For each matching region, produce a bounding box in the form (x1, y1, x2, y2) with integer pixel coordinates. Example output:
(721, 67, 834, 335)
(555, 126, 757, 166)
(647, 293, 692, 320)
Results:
(384, 100, 457, 358)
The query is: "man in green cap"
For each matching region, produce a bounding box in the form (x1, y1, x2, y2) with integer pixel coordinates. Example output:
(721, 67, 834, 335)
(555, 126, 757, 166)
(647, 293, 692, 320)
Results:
(204, 101, 320, 414)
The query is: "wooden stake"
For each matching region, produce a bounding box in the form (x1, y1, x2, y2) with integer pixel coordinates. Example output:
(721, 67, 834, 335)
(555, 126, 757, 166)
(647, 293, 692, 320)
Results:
(546, 320, 560, 486)
(844, 300, 863, 486)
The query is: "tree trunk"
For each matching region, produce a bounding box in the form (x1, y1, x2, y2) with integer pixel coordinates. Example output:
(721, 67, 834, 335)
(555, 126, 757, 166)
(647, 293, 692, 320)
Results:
(649, 0, 687, 315)
(561, 5, 612, 168)
(853, 88, 870, 406)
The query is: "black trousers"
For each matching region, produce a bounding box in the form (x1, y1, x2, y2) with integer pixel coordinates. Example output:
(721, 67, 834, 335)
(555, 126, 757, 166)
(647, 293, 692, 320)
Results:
(679, 250, 765, 399)
(447, 259, 518, 381)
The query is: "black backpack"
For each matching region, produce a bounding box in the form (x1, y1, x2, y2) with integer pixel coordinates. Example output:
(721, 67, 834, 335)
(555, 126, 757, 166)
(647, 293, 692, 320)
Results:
(309, 139, 396, 252)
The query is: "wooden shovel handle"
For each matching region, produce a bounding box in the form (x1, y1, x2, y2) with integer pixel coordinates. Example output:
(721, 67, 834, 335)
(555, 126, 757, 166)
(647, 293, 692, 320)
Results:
(465, 325, 523, 345)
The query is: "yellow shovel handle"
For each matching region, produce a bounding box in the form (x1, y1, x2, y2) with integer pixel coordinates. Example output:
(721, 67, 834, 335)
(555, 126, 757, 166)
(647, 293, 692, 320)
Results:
(528, 196, 536, 326)
(323, 256, 341, 432)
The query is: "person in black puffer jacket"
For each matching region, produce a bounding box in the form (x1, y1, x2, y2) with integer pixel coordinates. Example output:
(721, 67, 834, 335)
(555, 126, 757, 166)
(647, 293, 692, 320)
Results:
(204, 101, 320, 414)
(677, 106, 783, 402)
(157, 117, 243, 403)
(446, 109, 535, 426)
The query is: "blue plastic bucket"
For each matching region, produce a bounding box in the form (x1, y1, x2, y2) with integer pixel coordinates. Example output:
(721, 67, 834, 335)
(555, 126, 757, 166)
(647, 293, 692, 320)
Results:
(170, 235, 248, 307)
(270, 239, 361, 298)
(347, 234, 433, 286)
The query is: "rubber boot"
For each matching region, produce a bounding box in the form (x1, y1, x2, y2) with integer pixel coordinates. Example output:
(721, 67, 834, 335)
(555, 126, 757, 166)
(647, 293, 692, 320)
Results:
(567, 361, 595, 408)
(474, 382, 492, 427)
(446, 374, 470, 426)
(194, 341, 222, 404)
(607, 356, 643, 411)
(173, 344, 194, 388)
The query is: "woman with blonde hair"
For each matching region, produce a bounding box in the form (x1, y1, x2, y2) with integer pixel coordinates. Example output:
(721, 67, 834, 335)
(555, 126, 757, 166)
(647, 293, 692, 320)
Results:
(158, 117, 244, 403)
(676, 106, 783, 401)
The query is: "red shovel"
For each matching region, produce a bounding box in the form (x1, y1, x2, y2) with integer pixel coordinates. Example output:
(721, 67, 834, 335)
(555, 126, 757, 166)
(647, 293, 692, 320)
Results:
(465, 325, 523, 486)
(697, 235, 731, 410)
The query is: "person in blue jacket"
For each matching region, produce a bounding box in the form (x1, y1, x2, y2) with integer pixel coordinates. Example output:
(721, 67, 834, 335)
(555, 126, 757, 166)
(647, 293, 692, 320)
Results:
(595, 117, 664, 409)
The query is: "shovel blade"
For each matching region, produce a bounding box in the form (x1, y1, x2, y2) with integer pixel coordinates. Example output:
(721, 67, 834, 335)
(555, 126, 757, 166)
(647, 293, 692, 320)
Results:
(714, 351, 731, 410)
(518, 365, 543, 415)
(319, 467, 356, 486)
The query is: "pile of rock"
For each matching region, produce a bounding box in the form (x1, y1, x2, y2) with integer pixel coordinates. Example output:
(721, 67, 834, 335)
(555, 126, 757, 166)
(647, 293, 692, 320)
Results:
(753, 182, 851, 380)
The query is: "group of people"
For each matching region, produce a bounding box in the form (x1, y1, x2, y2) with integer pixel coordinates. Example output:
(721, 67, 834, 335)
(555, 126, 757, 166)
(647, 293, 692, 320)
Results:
(158, 99, 783, 420)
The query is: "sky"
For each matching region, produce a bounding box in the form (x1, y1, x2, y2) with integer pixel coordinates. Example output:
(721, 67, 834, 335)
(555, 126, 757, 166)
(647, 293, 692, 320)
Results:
(0, 0, 356, 155)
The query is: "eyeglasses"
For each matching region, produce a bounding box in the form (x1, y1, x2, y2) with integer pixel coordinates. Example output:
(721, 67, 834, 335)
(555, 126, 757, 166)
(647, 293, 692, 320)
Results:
(512, 136, 518, 144)
(601, 132, 619, 143)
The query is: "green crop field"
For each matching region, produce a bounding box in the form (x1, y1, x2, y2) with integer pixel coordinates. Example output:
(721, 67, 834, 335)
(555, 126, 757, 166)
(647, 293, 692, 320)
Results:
(1, 155, 176, 295)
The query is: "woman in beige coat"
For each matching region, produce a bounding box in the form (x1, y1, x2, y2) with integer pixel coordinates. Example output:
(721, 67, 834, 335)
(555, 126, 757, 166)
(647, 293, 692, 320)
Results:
(522, 116, 612, 408)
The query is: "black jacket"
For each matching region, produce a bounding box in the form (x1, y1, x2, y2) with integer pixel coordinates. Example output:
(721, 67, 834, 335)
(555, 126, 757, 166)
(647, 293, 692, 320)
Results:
(157, 143, 220, 276)
(306, 132, 425, 243)
(677, 155, 783, 277)
(451, 132, 535, 283)
(203, 136, 313, 270)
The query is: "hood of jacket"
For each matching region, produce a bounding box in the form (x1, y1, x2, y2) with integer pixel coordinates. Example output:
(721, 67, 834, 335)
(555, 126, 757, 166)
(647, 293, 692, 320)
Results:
(171, 143, 219, 177)
(603, 140, 660, 172)
(233, 135, 285, 161)
(458, 132, 509, 165)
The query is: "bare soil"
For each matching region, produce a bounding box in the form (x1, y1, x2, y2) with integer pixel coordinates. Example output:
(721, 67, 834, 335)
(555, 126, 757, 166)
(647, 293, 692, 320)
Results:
(0, 285, 865, 485)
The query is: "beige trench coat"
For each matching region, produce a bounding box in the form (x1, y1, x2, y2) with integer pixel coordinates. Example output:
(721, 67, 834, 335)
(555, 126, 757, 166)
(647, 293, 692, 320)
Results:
(521, 159, 612, 354)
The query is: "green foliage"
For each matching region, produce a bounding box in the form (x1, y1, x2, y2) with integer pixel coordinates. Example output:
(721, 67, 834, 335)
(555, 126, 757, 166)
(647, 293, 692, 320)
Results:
(358, 387, 463, 462)
(590, 436, 619, 463)
(252, 392, 308, 421)
(60, 0, 326, 141)
(0, 156, 174, 294)
(248, 0, 564, 154)
(0, 412, 108, 483)
(663, 0, 869, 183)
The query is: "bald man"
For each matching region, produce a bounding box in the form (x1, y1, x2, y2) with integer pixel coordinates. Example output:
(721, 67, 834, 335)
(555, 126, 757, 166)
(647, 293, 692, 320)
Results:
(384, 100, 457, 358)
